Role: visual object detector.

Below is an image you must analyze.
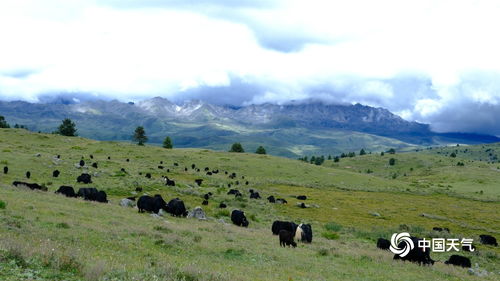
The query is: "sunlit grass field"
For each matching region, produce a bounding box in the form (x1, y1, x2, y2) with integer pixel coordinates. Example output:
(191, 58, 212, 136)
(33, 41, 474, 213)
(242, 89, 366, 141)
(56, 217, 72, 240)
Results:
(0, 129, 498, 280)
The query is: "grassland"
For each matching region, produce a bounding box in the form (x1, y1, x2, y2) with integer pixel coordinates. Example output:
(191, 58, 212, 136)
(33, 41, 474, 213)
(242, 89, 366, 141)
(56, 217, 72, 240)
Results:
(0, 129, 499, 280)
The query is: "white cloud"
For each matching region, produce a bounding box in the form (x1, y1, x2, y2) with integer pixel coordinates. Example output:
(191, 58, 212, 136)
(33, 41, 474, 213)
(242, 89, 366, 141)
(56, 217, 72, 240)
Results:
(1, 0, 500, 134)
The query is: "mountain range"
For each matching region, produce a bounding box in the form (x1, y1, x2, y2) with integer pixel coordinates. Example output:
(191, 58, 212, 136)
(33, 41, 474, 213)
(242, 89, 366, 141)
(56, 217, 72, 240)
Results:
(1, 97, 498, 157)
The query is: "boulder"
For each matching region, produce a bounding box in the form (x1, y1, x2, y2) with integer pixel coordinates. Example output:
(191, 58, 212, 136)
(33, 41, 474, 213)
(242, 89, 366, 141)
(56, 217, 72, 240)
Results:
(188, 206, 206, 220)
(119, 198, 135, 207)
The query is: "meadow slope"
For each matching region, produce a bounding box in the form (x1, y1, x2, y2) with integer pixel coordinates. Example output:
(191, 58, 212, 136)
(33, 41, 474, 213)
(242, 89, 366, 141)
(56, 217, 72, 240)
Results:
(0, 129, 498, 280)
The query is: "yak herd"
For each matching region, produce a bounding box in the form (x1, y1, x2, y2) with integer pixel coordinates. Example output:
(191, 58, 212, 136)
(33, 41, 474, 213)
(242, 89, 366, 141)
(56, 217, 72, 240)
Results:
(3, 152, 498, 270)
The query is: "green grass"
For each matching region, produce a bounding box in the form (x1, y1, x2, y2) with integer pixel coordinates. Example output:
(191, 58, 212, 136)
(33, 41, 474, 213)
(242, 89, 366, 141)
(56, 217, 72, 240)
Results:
(0, 129, 499, 280)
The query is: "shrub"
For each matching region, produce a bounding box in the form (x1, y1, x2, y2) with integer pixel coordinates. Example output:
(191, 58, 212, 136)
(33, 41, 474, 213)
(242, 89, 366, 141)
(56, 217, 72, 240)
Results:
(317, 248, 329, 256)
(0, 200, 6, 209)
(389, 158, 396, 166)
(56, 222, 70, 229)
(324, 222, 342, 232)
(321, 232, 340, 240)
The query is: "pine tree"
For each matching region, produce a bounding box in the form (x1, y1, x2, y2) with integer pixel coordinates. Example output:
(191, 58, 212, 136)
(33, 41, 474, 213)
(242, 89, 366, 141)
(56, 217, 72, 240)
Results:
(0, 116, 10, 128)
(57, 118, 77, 136)
(133, 126, 148, 146)
(255, 146, 266, 154)
(229, 142, 244, 153)
(163, 136, 173, 149)
(359, 148, 366, 155)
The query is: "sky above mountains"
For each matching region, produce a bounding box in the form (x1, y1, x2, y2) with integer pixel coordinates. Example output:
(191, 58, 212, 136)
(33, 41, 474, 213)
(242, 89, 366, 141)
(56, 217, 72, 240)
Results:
(1, 0, 500, 136)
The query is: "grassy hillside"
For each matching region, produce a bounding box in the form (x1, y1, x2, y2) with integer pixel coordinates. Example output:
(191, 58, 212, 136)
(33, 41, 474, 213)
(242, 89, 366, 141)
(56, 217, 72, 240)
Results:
(325, 146, 500, 201)
(0, 129, 499, 280)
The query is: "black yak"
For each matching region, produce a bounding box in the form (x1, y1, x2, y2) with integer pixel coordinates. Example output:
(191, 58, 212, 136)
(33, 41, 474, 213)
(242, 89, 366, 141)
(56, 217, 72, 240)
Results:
(445, 255, 471, 268)
(52, 170, 60, 178)
(377, 238, 391, 250)
(279, 230, 297, 248)
(165, 198, 188, 217)
(231, 210, 249, 227)
(55, 185, 76, 197)
(393, 237, 434, 265)
(479, 234, 498, 246)
(77, 173, 92, 184)
(137, 195, 167, 214)
(272, 221, 297, 235)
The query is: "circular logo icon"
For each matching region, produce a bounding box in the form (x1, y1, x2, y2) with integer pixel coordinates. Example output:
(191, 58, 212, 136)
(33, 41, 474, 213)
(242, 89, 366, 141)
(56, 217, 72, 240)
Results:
(390, 232, 414, 257)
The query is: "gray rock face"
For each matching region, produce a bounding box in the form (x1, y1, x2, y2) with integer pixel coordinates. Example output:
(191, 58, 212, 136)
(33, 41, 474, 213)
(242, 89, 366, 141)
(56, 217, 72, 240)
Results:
(119, 198, 135, 207)
(187, 206, 206, 220)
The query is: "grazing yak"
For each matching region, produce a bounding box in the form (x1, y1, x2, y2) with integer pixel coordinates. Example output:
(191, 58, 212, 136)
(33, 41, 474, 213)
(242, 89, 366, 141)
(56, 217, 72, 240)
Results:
(231, 210, 249, 227)
(219, 202, 227, 208)
(202, 200, 209, 205)
(158, 165, 164, 169)
(195, 179, 203, 186)
(79, 159, 85, 167)
(137, 195, 167, 214)
(92, 162, 98, 168)
(3, 166, 7, 174)
(12, 181, 47, 191)
(126, 158, 130, 162)
(77, 173, 92, 184)
(275, 198, 288, 204)
(173, 163, 179, 166)
(107, 156, 111, 160)
(279, 230, 297, 248)
(203, 193, 210, 200)
(77, 187, 108, 203)
(145, 173, 152, 179)
(89, 154, 93, 159)
(267, 196, 276, 203)
(296, 195, 307, 200)
(479, 234, 498, 246)
(135, 187, 143, 192)
(52, 170, 60, 178)
(164, 176, 175, 186)
(250, 192, 261, 199)
(204, 167, 210, 171)
(296, 224, 313, 243)
(272, 221, 298, 235)
(55, 185, 76, 197)
(445, 255, 471, 268)
(227, 189, 241, 196)
(377, 238, 391, 250)
(184, 167, 188, 172)
(191, 164, 196, 169)
(245, 181, 249, 185)
(165, 198, 188, 217)
(393, 237, 434, 265)
(26, 171, 31, 179)
(206, 172, 212, 176)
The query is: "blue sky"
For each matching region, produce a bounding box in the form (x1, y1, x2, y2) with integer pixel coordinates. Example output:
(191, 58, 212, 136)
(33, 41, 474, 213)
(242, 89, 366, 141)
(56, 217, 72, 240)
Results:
(1, 0, 500, 135)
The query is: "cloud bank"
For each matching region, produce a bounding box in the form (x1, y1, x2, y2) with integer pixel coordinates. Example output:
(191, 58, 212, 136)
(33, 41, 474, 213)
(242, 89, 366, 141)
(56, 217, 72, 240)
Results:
(1, 0, 500, 135)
